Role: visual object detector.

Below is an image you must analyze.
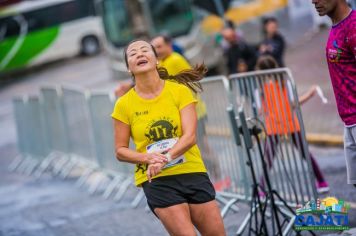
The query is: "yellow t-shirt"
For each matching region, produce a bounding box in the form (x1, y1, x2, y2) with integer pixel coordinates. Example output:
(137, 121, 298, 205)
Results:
(159, 52, 191, 75)
(159, 52, 207, 120)
(111, 81, 207, 186)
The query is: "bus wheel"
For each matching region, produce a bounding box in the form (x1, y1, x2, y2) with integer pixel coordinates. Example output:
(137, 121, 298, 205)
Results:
(81, 36, 100, 56)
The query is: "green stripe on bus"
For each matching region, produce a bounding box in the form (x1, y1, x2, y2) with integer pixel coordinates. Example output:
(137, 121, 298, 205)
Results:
(0, 26, 59, 71)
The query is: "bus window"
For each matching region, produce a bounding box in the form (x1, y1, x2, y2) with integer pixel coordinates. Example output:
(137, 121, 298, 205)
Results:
(101, 0, 134, 47)
(0, 17, 20, 39)
(21, 1, 93, 34)
(148, 0, 193, 37)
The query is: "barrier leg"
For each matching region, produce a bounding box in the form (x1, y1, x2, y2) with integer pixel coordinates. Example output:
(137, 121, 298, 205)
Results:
(76, 168, 95, 187)
(88, 174, 106, 195)
(220, 197, 240, 218)
(17, 156, 33, 173)
(103, 175, 124, 199)
(8, 155, 24, 172)
(113, 177, 132, 202)
(52, 155, 70, 176)
(236, 205, 257, 236)
(24, 159, 39, 176)
(34, 153, 57, 178)
(131, 190, 145, 208)
(60, 158, 79, 179)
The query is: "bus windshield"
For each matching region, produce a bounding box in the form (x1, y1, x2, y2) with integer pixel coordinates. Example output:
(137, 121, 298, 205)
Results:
(100, 0, 134, 47)
(147, 0, 193, 37)
(100, 0, 193, 48)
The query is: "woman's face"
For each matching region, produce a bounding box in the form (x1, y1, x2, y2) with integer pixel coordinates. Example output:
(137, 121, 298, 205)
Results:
(126, 40, 157, 75)
(265, 21, 278, 36)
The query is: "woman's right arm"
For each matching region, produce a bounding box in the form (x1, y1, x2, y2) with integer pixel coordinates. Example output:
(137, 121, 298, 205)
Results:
(113, 119, 167, 165)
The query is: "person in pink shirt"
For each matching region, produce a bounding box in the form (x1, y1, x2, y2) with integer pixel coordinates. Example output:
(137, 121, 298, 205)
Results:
(312, 0, 356, 187)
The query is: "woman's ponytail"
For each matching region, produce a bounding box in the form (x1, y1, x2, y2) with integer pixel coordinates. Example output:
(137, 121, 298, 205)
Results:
(157, 63, 208, 93)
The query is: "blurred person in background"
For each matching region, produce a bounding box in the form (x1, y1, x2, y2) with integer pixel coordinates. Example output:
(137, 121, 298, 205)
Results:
(312, 0, 356, 187)
(221, 27, 256, 74)
(215, 20, 244, 51)
(112, 39, 226, 236)
(258, 17, 286, 67)
(255, 55, 329, 193)
(151, 35, 190, 75)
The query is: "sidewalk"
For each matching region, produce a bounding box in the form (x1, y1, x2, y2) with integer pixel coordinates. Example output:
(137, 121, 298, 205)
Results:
(285, 29, 344, 141)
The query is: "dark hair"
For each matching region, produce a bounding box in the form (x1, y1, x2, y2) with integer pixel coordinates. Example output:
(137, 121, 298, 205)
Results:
(162, 35, 172, 44)
(124, 39, 207, 93)
(255, 55, 279, 70)
(227, 20, 235, 29)
(262, 17, 278, 36)
(263, 16, 278, 26)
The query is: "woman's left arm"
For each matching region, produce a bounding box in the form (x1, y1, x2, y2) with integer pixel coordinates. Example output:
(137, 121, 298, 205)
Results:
(167, 103, 197, 159)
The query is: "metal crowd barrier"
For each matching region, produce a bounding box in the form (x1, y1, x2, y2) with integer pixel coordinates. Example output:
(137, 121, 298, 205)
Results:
(10, 86, 141, 207)
(10, 96, 50, 175)
(87, 91, 139, 204)
(35, 86, 72, 178)
(227, 68, 319, 235)
(199, 76, 251, 217)
(228, 68, 318, 204)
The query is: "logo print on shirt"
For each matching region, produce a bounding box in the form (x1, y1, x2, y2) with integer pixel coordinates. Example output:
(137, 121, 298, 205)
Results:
(145, 118, 178, 142)
(329, 40, 342, 63)
(135, 118, 178, 175)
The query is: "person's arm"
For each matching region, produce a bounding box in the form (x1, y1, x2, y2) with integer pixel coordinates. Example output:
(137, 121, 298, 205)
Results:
(114, 80, 134, 97)
(113, 119, 167, 165)
(299, 85, 317, 105)
(146, 103, 197, 182)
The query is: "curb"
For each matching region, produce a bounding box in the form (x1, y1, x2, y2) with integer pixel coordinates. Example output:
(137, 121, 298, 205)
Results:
(306, 133, 343, 147)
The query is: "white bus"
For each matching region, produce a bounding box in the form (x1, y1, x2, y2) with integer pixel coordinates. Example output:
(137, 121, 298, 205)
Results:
(0, 0, 104, 73)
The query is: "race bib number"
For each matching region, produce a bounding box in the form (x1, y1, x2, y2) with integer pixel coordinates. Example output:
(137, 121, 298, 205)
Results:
(146, 138, 185, 169)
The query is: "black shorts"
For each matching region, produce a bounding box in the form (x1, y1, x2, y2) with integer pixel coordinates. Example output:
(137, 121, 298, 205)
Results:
(142, 172, 216, 215)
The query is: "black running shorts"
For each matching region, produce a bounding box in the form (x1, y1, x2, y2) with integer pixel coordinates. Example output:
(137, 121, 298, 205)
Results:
(142, 172, 216, 215)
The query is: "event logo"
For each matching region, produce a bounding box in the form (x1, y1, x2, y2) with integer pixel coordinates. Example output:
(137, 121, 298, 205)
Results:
(294, 197, 350, 231)
(328, 40, 342, 63)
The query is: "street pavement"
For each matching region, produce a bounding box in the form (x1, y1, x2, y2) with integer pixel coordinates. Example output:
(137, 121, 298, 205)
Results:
(0, 27, 354, 235)
(1, 141, 355, 235)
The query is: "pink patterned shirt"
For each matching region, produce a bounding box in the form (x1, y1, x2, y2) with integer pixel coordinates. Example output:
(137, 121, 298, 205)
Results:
(326, 10, 356, 126)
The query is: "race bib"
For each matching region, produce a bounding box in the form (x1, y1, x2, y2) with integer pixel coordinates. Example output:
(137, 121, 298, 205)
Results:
(146, 138, 185, 169)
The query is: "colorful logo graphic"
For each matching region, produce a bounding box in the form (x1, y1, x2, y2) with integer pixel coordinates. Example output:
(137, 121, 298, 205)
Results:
(295, 197, 350, 231)
(328, 40, 342, 63)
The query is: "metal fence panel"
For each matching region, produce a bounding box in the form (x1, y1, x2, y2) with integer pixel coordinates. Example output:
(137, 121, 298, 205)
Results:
(26, 96, 50, 159)
(87, 92, 133, 174)
(40, 87, 70, 153)
(228, 68, 318, 206)
(199, 76, 250, 198)
(61, 86, 97, 163)
(13, 97, 28, 155)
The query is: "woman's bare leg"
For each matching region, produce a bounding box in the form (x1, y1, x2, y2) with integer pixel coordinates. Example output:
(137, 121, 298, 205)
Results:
(154, 203, 197, 236)
(189, 200, 226, 236)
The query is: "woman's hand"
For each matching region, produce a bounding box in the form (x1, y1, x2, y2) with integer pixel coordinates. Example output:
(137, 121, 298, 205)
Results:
(144, 152, 168, 165)
(147, 162, 166, 182)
